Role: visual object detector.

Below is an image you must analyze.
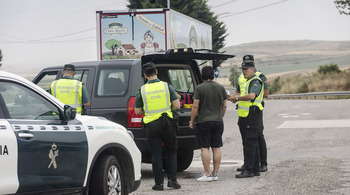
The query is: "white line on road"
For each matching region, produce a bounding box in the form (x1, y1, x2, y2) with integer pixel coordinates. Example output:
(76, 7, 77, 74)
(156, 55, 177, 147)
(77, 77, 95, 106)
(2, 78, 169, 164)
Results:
(190, 158, 243, 168)
(277, 119, 350, 129)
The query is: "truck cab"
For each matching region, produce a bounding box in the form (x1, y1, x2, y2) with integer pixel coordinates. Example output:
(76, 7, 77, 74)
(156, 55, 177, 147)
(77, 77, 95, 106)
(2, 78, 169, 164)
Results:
(33, 48, 235, 171)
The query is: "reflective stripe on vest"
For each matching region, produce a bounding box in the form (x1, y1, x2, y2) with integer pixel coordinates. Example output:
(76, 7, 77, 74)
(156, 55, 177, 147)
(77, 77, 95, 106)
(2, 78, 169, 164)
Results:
(140, 81, 173, 124)
(237, 75, 264, 117)
(51, 79, 83, 114)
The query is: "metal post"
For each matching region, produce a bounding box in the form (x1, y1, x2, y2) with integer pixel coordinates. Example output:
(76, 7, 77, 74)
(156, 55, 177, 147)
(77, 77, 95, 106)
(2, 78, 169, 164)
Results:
(167, 0, 170, 9)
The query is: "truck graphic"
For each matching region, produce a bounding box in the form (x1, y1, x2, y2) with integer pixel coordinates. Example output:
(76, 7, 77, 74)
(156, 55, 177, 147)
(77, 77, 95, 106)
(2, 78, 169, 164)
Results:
(96, 8, 212, 60)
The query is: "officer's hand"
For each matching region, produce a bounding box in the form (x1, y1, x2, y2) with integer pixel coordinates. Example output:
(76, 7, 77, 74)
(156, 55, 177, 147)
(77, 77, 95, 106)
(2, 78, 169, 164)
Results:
(231, 95, 238, 103)
(227, 95, 235, 103)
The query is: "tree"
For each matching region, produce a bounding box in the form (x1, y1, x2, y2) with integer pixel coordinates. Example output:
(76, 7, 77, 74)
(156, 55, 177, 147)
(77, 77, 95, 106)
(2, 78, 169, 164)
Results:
(127, 0, 228, 53)
(105, 39, 121, 55)
(317, 63, 341, 74)
(229, 63, 240, 88)
(0, 49, 3, 68)
(334, 0, 350, 15)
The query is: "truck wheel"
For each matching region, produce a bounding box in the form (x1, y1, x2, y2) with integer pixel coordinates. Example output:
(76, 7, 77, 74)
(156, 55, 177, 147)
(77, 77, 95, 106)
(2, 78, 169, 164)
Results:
(177, 150, 194, 172)
(89, 155, 124, 195)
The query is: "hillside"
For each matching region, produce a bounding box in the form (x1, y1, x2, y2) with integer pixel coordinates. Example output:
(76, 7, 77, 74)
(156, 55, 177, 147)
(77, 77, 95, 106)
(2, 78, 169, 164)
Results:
(219, 40, 350, 76)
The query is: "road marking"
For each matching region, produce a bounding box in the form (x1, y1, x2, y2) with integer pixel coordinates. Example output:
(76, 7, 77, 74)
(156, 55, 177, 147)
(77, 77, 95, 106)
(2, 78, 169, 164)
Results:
(278, 113, 311, 118)
(190, 158, 243, 168)
(277, 119, 350, 129)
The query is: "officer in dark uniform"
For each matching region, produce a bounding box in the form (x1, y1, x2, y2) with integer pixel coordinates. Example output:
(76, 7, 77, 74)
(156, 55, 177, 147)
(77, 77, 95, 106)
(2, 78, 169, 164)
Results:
(50, 64, 90, 114)
(135, 62, 181, 190)
(228, 60, 264, 178)
(236, 55, 269, 172)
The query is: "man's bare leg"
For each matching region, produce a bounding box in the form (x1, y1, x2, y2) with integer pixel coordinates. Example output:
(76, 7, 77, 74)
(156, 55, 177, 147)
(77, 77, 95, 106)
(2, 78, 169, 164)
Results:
(212, 147, 221, 175)
(201, 148, 211, 176)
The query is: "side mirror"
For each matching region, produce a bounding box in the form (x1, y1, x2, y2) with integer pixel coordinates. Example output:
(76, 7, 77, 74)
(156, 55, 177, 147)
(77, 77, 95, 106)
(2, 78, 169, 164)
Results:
(63, 105, 76, 122)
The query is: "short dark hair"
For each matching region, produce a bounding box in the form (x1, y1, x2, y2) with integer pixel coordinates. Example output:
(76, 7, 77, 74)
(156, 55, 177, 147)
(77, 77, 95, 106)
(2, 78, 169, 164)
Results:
(201, 66, 214, 80)
(142, 62, 157, 77)
(63, 64, 75, 71)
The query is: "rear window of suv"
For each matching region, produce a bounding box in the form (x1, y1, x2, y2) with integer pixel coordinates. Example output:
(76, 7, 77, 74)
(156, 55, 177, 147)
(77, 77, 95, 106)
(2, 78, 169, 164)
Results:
(168, 69, 193, 92)
(97, 69, 129, 96)
(157, 66, 194, 93)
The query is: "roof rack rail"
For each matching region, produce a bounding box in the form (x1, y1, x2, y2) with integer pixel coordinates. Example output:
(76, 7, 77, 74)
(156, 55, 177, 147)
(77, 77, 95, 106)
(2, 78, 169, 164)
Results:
(194, 49, 218, 53)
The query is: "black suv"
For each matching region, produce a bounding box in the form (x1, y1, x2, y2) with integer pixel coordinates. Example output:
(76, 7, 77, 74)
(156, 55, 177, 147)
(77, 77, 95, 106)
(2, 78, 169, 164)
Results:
(33, 48, 235, 171)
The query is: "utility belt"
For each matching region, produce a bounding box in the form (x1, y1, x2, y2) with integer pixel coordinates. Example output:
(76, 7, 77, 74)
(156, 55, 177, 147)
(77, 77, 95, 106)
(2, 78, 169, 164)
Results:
(249, 105, 261, 112)
(142, 112, 179, 131)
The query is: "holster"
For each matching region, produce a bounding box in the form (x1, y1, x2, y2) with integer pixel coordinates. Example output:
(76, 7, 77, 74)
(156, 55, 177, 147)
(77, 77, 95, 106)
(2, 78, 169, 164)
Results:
(161, 113, 179, 132)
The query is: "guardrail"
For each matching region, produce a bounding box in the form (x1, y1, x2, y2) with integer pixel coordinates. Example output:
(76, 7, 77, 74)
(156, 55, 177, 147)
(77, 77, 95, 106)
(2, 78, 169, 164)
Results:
(267, 91, 350, 100)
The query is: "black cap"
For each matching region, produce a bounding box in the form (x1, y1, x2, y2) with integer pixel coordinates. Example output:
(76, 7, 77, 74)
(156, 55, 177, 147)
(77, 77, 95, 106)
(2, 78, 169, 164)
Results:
(63, 64, 75, 71)
(239, 62, 255, 69)
(242, 55, 254, 63)
(142, 62, 156, 70)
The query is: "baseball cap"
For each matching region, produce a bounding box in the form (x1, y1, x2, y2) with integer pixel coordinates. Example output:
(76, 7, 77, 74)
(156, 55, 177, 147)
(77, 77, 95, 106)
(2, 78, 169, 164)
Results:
(63, 64, 75, 71)
(242, 55, 254, 63)
(142, 62, 156, 70)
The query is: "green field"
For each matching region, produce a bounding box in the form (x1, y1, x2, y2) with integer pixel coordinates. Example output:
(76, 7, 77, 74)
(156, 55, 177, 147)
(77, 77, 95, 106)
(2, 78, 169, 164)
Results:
(218, 55, 350, 77)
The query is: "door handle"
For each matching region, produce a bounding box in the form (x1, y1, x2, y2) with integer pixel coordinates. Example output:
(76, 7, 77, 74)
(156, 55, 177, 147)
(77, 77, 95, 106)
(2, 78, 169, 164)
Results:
(18, 132, 35, 138)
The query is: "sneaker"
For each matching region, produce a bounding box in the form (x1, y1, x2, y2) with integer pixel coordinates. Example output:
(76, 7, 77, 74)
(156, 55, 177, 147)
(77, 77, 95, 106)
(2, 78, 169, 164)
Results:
(167, 180, 181, 189)
(197, 174, 213, 182)
(209, 174, 218, 181)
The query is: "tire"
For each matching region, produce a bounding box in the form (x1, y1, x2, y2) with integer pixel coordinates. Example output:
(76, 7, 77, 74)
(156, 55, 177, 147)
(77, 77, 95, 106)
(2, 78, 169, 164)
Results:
(176, 150, 194, 172)
(89, 155, 125, 195)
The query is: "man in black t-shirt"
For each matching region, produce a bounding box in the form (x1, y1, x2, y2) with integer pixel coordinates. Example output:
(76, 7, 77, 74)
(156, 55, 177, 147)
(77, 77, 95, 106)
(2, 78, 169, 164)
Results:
(189, 66, 228, 182)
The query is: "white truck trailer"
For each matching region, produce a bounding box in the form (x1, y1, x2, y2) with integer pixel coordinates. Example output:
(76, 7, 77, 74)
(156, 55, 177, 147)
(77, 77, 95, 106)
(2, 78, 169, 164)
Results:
(96, 8, 212, 60)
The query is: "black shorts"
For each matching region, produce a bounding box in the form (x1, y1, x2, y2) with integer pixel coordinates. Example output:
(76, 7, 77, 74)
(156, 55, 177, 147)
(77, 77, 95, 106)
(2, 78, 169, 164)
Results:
(196, 121, 224, 148)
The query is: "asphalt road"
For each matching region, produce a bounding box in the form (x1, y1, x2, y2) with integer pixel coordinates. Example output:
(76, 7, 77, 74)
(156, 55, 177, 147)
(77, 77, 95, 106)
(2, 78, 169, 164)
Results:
(130, 100, 350, 195)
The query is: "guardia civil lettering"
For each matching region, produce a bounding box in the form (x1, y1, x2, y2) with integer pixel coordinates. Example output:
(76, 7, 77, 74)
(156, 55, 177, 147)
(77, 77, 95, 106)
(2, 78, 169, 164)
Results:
(0, 145, 9, 155)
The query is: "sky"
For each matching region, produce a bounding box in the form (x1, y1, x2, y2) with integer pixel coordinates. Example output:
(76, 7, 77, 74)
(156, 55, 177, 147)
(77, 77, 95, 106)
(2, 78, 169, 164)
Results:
(0, 0, 349, 75)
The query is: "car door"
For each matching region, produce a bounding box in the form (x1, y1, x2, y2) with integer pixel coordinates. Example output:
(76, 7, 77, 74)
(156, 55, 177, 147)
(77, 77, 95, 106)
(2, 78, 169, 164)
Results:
(0, 79, 88, 193)
(33, 69, 61, 92)
(73, 68, 95, 115)
(0, 92, 19, 195)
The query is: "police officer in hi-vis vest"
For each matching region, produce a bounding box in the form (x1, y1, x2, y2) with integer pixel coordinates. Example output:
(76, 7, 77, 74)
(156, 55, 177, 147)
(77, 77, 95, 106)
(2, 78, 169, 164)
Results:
(50, 64, 90, 114)
(135, 62, 181, 191)
(235, 55, 269, 173)
(228, 59, 264, 178)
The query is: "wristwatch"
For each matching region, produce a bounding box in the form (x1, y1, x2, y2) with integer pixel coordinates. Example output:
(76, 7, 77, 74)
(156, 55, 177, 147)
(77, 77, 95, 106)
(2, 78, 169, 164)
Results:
(236, 96, 239, 101)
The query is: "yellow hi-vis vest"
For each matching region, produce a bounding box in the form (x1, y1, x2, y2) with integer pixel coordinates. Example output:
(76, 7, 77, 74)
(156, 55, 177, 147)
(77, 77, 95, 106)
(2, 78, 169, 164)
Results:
(237, 75, 264, 117)
(140, 81, 173, 124)
(51, 79, 83, 114)
(238, 72, 263, 87)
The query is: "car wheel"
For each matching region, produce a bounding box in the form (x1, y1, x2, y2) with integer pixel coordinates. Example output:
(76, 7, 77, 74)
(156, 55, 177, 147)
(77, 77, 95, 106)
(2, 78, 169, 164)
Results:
(90, 155, 124, 195)
(162, 150, 193, 172)
(177, 150, 194, 172)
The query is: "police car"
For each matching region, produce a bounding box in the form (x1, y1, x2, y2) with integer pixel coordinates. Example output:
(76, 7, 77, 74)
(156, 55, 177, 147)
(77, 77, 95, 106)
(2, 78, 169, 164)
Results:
(0, 70, 141, 194)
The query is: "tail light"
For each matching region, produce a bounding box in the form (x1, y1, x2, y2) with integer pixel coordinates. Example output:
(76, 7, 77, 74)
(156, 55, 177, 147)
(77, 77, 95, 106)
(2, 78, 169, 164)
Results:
(127, 96, 143, 128)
